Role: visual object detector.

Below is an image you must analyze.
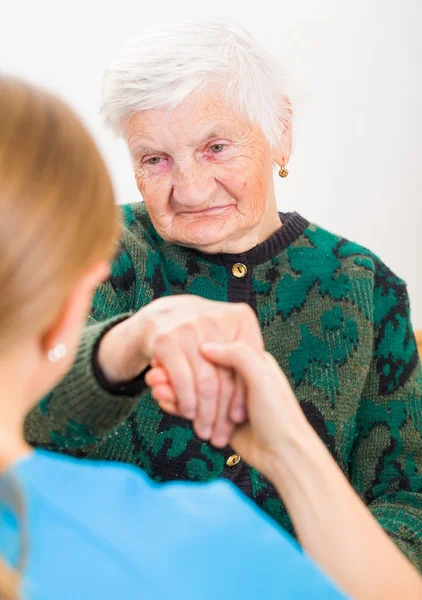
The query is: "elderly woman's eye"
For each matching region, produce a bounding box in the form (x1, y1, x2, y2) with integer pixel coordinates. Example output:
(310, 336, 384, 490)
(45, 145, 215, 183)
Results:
(146, 157, 162, 165)
(209, 144, 226, 154)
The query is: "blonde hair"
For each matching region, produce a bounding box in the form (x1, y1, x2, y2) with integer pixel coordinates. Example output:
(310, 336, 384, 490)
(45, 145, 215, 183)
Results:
(0, 77, 121, 597)
(0, 76, 120, 355)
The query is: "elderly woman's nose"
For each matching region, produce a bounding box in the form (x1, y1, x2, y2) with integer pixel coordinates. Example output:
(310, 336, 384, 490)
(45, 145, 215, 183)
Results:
(172, 164, 217, 207)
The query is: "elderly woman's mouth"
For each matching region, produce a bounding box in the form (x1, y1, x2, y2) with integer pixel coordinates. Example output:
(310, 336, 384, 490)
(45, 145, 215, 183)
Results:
(178, 205, 235, 216)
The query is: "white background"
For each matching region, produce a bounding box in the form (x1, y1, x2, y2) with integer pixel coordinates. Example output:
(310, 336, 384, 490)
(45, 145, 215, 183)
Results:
(1, 0, 421, 326)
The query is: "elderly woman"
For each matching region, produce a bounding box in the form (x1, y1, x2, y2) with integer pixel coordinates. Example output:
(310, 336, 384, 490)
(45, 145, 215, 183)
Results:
(26, 20, 422, 590)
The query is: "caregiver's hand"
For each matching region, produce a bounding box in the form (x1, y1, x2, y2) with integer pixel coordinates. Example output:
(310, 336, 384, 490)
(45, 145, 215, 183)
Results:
(148, 340, 311, 477)
(201, 342, 311, 475)
(98, 297, 263, 446)
(149, 342, 422, 599)
(200, 342, 422, 600)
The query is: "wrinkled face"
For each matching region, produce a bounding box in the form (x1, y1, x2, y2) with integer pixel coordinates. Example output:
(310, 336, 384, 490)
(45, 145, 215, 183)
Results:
(124, 91, 282, 253)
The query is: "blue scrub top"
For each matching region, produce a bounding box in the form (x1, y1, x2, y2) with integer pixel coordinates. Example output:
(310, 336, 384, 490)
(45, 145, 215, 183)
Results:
(0, 450, 347, 599)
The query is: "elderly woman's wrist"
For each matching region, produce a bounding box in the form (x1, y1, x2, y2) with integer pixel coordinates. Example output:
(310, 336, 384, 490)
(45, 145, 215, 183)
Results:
(97, 317, 149, 384)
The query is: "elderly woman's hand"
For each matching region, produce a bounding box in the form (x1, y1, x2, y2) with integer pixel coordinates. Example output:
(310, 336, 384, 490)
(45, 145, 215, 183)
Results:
(98, 296, 263, 447)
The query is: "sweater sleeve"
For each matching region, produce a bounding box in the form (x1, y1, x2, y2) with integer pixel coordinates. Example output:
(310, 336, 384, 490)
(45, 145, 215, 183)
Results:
(349, 265, 422, 572)
(24, 244, 144, 453)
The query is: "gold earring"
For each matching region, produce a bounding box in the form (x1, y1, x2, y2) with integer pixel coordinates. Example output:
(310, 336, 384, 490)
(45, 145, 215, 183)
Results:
(278, 166, 289, 178)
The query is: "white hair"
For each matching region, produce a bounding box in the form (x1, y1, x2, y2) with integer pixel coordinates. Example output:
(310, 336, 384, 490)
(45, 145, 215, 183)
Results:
(100, 20, 292, 150)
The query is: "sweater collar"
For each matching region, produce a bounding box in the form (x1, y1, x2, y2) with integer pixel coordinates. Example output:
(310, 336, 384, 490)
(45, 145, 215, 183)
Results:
(188, 212, 309, 267)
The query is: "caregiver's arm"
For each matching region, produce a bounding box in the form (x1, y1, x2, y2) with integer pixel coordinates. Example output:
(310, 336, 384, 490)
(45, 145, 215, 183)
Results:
(200, 342, 422, 600)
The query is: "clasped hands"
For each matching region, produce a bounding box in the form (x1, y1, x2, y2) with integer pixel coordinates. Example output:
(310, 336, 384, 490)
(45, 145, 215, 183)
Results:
(98, 295, 309, 470)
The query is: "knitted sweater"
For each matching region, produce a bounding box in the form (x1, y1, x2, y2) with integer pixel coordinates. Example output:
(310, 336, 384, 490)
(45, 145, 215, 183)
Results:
(25, 202, 422, 572)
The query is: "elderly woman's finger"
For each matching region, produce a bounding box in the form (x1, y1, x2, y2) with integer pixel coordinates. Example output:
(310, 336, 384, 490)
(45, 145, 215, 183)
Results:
(210, 368, 236, 448)
(229, 373, 248, 424)
(190, 356, 219, 440)
(154, 337, 197, 419)
(153, 394, 181, 417)
(145, 366, 170, 387)
(151, 383, 177, 405)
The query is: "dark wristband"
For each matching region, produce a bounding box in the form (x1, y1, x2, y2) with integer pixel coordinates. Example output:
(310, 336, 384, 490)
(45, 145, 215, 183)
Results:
(92, 318, 150, 396)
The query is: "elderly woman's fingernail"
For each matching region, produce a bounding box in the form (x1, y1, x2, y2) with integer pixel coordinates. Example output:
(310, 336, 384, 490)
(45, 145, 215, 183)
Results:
(232, 408, 246, 422)
(199, 426, 212, 440)
(212, 435, 228, 448)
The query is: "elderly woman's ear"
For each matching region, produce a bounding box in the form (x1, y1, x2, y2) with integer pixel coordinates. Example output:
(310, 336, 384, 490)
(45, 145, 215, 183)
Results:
(274, 96, 293, 169)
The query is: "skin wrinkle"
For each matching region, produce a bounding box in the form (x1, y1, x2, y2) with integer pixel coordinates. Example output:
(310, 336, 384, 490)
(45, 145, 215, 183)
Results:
(124, 90, 290, 254)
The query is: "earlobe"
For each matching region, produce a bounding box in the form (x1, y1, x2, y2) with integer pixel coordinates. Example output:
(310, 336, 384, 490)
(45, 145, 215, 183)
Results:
(274, 97, 293, 168)
(40, 296, 73, 361)
(40, 260, 109, 360)
(275, 143, 292, 172)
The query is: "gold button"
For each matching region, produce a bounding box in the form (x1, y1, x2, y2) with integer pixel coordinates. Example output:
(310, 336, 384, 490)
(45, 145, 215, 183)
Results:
(226, 454, 241, 467)
(232, 263, 247, 278)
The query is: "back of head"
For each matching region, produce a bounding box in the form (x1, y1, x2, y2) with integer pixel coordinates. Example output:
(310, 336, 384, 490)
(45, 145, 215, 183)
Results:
(0, 76, 120, 599)
(101, 19, 291, 150)
(0, 77, 120, 356)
